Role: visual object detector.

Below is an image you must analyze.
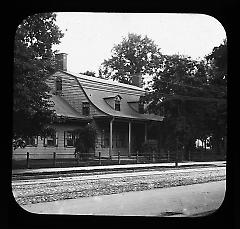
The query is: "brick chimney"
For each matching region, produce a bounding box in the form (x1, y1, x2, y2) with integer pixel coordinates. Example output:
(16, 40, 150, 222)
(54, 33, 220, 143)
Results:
(132, 73, 142, 87)
(55, 53, 68, 71)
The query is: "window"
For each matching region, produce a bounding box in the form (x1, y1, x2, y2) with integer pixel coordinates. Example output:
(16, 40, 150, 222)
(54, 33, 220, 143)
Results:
(82, 102, 90, 116)
(25, 136, 38, 147)
(114, 96, 121, 111)
(114, 99, 121, 111)
(56, 77, 62, 92)
(44, 131, 58, 147)
(101, 129, 109, 148)
(64, 131, 75, 147)
(139, 103, 144, 114)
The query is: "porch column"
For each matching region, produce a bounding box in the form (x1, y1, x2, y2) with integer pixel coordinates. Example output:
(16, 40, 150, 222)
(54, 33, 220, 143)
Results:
(144, 122, 148, 142)
(128, 120, 131, 157)
(109, 118, 114, 159)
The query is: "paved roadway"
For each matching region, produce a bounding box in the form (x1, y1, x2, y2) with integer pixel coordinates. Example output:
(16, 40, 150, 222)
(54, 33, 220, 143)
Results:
(21, 180, 226, 217)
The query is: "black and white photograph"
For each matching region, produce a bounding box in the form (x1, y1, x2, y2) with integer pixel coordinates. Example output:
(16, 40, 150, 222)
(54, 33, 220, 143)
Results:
(12, 12, 227, 218)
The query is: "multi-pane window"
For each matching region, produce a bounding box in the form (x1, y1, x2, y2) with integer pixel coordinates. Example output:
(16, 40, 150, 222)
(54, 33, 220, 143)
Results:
(82, 102, 90, 116)
(64, 131, 75, 147)
(44, 131, 58, 147)
(101, 129, 109, 148)
(56, 77, 62, 92)
(25, 136, 38, 147)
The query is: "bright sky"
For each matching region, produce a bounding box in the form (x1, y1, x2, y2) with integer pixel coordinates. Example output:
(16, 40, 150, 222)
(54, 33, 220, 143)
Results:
(53, 12, 226, 76)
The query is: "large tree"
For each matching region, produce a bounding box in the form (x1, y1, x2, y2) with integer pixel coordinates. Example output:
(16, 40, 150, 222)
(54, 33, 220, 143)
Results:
(206, 39, 227, 87)
(144, 54, 211, 158)
(143, 47, 227, 159)
(13, 13, 64, 145)
(205, 39, 227, 154)
(101, 33, 163, 85)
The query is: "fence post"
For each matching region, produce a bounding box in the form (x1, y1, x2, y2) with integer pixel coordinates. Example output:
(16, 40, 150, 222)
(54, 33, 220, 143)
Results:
(99, 152, 101, 165)
(26, 152, 30, 169)
(175, 138, 179, 167)
(118, 151, 121, 165)
(152, 150, 155, 163)
(175, 151, 178, 167)
(53, 152, 56, 167)
(136, 150, 138, 164)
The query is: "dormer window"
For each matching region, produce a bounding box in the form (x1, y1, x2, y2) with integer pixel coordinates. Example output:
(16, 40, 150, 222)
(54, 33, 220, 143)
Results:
(56, 77, 62, 93)
(82, 102, 90, 116)
(114, 96, 121, 111)
(104, 95, 122, 111)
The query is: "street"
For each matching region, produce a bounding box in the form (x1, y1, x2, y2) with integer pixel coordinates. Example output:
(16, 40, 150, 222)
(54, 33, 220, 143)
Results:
(12, 164, 226, 216)
(21, 180, 226, 216)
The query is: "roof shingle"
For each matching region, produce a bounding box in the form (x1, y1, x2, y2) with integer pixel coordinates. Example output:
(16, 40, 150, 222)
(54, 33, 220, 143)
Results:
(64, 71, 164, 122)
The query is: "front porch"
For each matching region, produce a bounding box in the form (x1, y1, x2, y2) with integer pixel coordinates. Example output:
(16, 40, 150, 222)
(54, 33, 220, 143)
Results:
(94, 117, 153, 158)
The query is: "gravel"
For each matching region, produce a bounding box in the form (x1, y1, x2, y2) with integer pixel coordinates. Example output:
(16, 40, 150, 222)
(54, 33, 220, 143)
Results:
(12, 167, 226, 205)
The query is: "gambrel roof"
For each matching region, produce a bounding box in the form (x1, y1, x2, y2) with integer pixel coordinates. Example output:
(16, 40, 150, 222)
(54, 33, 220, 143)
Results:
(51, 94, 91, 120)
(60, 71, 164, 122)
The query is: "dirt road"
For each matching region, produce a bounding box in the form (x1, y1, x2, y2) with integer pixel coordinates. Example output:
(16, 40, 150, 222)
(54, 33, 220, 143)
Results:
(21, 180, 226, 216)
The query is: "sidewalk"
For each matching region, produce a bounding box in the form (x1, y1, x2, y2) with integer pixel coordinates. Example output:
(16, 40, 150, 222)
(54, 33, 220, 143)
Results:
(12, 161, 226, 176)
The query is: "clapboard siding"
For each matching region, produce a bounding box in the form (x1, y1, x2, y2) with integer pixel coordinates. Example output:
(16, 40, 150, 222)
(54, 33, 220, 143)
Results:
(13, 120, 130, 160)
(13, 71, 156, 162)
(13, 123, 85, 160)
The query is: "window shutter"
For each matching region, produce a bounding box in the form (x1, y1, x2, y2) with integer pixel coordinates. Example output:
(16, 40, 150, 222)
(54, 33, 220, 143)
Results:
(73, 132, 76, 147)
(55, 132, 58, 147)
(64, 131, 66, 147)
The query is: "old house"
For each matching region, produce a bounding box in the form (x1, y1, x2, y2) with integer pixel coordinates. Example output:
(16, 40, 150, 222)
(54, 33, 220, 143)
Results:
(13, 53, 164, 161)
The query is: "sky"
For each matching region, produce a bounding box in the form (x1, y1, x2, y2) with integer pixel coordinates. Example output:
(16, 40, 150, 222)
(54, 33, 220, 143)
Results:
(53, 13, 226, 76)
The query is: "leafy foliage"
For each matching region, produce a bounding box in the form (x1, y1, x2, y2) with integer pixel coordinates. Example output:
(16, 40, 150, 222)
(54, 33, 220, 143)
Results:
(101, 33, 163, 85)
(100, 32, 226, 157)
(82, 70, 97, 77)
(13, 13, 64, 143)
(206, 38, 227, 87)
(73, 124, 97, 160)
(143, 41, 227, 157)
